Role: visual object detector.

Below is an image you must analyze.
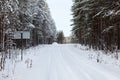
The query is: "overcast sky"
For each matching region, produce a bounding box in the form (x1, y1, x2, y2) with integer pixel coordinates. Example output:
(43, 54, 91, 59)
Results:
(46, 0, 73, 37)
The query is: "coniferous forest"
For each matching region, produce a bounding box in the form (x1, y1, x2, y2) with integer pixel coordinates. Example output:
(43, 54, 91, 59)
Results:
(72, 0, 120, 53)
(0, 0, 56, 70)
(0, 0, 56, 49)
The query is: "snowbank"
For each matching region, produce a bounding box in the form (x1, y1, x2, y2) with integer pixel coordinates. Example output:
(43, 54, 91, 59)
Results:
(0, 45, 44, 80)
(74, 44, 120, 68)
(52, 42, 58, 45)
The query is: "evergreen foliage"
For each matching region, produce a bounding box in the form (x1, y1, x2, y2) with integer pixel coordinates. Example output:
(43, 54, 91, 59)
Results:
(72, 0, 120, 52)
(0, 0, 56, 48)
(57, 31, 64, 44)
(0, 0, 56, 70)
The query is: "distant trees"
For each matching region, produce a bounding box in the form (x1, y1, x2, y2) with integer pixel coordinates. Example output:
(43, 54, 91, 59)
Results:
(57, 31, 64, 44)
(72, 0, 120, 52)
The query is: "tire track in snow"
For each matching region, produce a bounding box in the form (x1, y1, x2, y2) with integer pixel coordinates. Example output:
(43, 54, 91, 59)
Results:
(60, 46, 94, 80)
(63, 45, 120, 80)
(10, 44, 120, 80)
(49, 45, 80, 80)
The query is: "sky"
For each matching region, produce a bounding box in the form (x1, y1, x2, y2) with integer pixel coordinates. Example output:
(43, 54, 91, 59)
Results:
(46, 0, 73, 37)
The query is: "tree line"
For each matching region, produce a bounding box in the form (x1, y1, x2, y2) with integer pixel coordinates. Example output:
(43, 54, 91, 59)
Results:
(72, 0, 120, 53)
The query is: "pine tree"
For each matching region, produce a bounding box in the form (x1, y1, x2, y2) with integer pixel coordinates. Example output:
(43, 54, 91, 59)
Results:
(72, 0, 120, 53)
(0, 0, 56, 70)
(57, 31, 64, 44)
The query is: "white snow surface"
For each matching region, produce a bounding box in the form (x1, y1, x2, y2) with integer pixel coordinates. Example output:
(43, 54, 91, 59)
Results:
(0, 44, 120, 80)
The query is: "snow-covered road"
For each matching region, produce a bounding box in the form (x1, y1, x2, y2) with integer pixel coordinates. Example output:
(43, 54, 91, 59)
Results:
(1, 44, 120, 80)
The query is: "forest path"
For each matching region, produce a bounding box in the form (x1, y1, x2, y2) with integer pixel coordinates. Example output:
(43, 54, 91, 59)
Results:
(1, 44, 120, 80)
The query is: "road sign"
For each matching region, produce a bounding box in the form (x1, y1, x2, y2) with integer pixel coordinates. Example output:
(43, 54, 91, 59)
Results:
(14, 31, 30, 39)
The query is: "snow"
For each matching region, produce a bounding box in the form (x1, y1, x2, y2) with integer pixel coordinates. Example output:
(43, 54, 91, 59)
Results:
(75, 44, 120, 66)
(103, 10, 116, 17)
(52, 42, 58, 45)
(93, 10, 103, 18)
(115, 10, 120, 15)
(102, 26, 114, 33)
(0, 44, 120, 80)
(27, 23, 35, 28)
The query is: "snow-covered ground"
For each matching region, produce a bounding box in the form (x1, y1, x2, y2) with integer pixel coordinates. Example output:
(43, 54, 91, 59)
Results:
(74, 44, 120, 67)
(0, 44, 120, 80)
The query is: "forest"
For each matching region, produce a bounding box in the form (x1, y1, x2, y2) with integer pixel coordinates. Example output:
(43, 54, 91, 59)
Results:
(0, 0, 56, 70)
(0, 0, 56, 49)
(72, 0, 120, 53)
(0, 0, 120, 79)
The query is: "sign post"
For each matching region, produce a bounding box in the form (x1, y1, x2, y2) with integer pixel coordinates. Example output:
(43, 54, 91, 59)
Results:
(13, 31, 30, 60)
(21, 32, 23, 60)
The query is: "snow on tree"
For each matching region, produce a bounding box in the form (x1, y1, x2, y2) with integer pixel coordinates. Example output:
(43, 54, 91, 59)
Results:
(72, 0, 120, 54)
(0, 0, 56, 70)
(18, 0, 56, 44)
